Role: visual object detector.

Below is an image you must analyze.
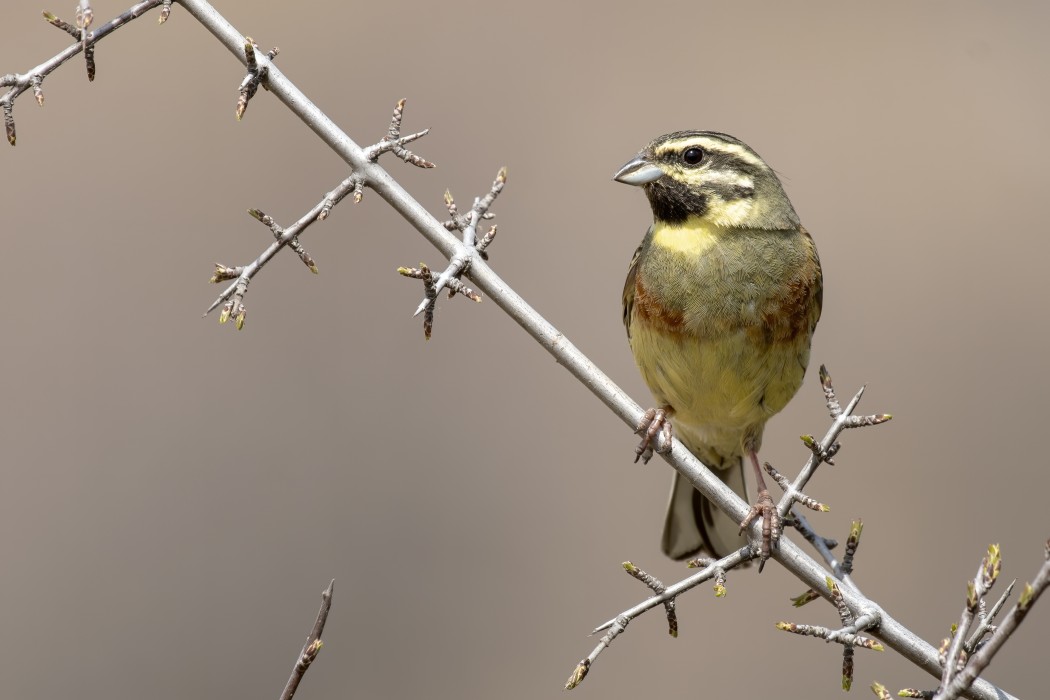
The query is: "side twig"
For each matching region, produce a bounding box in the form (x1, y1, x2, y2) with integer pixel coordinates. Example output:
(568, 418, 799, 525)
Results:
(935, 543, 1049, 699)
(892, 541, 1050, 700)
(1, 1, 168, 145)
(235, 36, 279, 121)
(569, 371, 887, 690)
(565, 547, 752, 689)
(203, 99, 434, 328)
(397, 168, 503, 339)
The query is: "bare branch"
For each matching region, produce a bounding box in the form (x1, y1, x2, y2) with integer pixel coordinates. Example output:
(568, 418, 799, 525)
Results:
(397, 167, 506, 337)
(279, 580, 335, 700)
(167, 5, 1018, 689)
(964, 579, 1014, 652)
(417, 167, 506, 309)
(773, 366, 891, 528)
(776, 621, 883, 650)
(203, 101, 434, 327)
(361, 98, 435, 169)
(766, 460, 829, 514)
(565, 546, 752, 689)
(1, 1, 168, 145)
(776, 573, 884, 690)
(931, 543, 1050, 700)
(941, 545, 1003, 688)
(622, 562, 678, 637)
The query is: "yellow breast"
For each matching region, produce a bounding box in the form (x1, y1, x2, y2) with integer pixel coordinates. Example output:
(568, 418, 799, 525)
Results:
(626, 221, 820, 458)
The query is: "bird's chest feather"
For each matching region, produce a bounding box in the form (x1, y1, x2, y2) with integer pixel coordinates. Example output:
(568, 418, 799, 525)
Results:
(627, 223, 819, 443)
(633, 224, 815, 341)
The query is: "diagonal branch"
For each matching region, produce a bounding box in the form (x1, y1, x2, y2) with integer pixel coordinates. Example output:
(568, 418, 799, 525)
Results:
(569, 384, 887, 690)
(5, 2, 1022, 697)
(173, 4, 1018, 697)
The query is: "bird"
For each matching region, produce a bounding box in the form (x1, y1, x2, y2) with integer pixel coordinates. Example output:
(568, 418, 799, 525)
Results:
(615, 131, 822, 567)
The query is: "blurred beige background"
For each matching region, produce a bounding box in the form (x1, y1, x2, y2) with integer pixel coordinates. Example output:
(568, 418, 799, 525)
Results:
(1, 1, 1047, 698)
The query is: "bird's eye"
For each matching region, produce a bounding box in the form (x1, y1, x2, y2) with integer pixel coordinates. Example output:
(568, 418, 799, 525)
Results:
(682, 147, 705, 165)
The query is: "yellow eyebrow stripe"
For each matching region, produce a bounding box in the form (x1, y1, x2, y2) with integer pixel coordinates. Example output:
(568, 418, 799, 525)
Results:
(654, 136, 766, 169)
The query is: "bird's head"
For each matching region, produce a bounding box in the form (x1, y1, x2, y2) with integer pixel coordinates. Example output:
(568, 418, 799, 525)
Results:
(613, 131, 799, 230)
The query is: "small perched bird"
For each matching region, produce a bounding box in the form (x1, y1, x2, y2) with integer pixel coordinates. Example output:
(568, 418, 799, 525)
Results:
(615, 131, 822, 565)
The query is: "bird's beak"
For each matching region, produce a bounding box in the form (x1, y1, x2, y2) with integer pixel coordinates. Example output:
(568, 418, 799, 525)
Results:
(613, 155, 664, 186)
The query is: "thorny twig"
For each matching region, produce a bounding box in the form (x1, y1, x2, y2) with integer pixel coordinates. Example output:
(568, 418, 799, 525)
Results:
(567, 368, 890, 690)
(622, 562, 678, 637)
(204, 100, 434, 328)
(942, 546, 1003, 688)
(565, 547, 752, 689)
(891, 542, 1050, 700)
(778, 576, 884, 691)
(735, 366, 887, 569)
(964, 580, 1015, 653)
(773, 366, 891, 529)
(397, 168, 504, 338)
(1, 1, 169, 145)
(362, 98, 435, 169)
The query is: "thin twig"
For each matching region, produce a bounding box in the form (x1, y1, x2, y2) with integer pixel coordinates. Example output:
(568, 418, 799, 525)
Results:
(942, 546, 1002, 688)
(279, 580, 335, 700)
(412, 168, 506, 316)
(776, 576, 883, 690)
(1, 1, 168, 145)
(934, 544, 1049, 700)
(565, 547, 752, 689)
(773, 367, 891, 528)
(203, 104, 432, 327)
(964, 579, 1015, 652)
(622, 562, 678, 637)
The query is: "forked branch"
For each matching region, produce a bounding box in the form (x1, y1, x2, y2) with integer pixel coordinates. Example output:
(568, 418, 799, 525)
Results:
(567, 368, 889, 690)
(203, 99, 435, 328)
(1, 1, 169, 145)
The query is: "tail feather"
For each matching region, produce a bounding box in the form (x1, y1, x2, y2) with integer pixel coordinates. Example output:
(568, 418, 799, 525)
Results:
(661, 458, 747, 560)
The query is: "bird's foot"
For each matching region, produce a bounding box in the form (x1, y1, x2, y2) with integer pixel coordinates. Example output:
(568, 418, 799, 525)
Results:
(739, 488, 781, 571)
(634, 407, 672, 464)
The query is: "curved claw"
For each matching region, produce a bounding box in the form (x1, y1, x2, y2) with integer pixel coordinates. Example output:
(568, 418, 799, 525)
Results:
(740, 488, 781, 572)
(634, 407, 673, 464)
